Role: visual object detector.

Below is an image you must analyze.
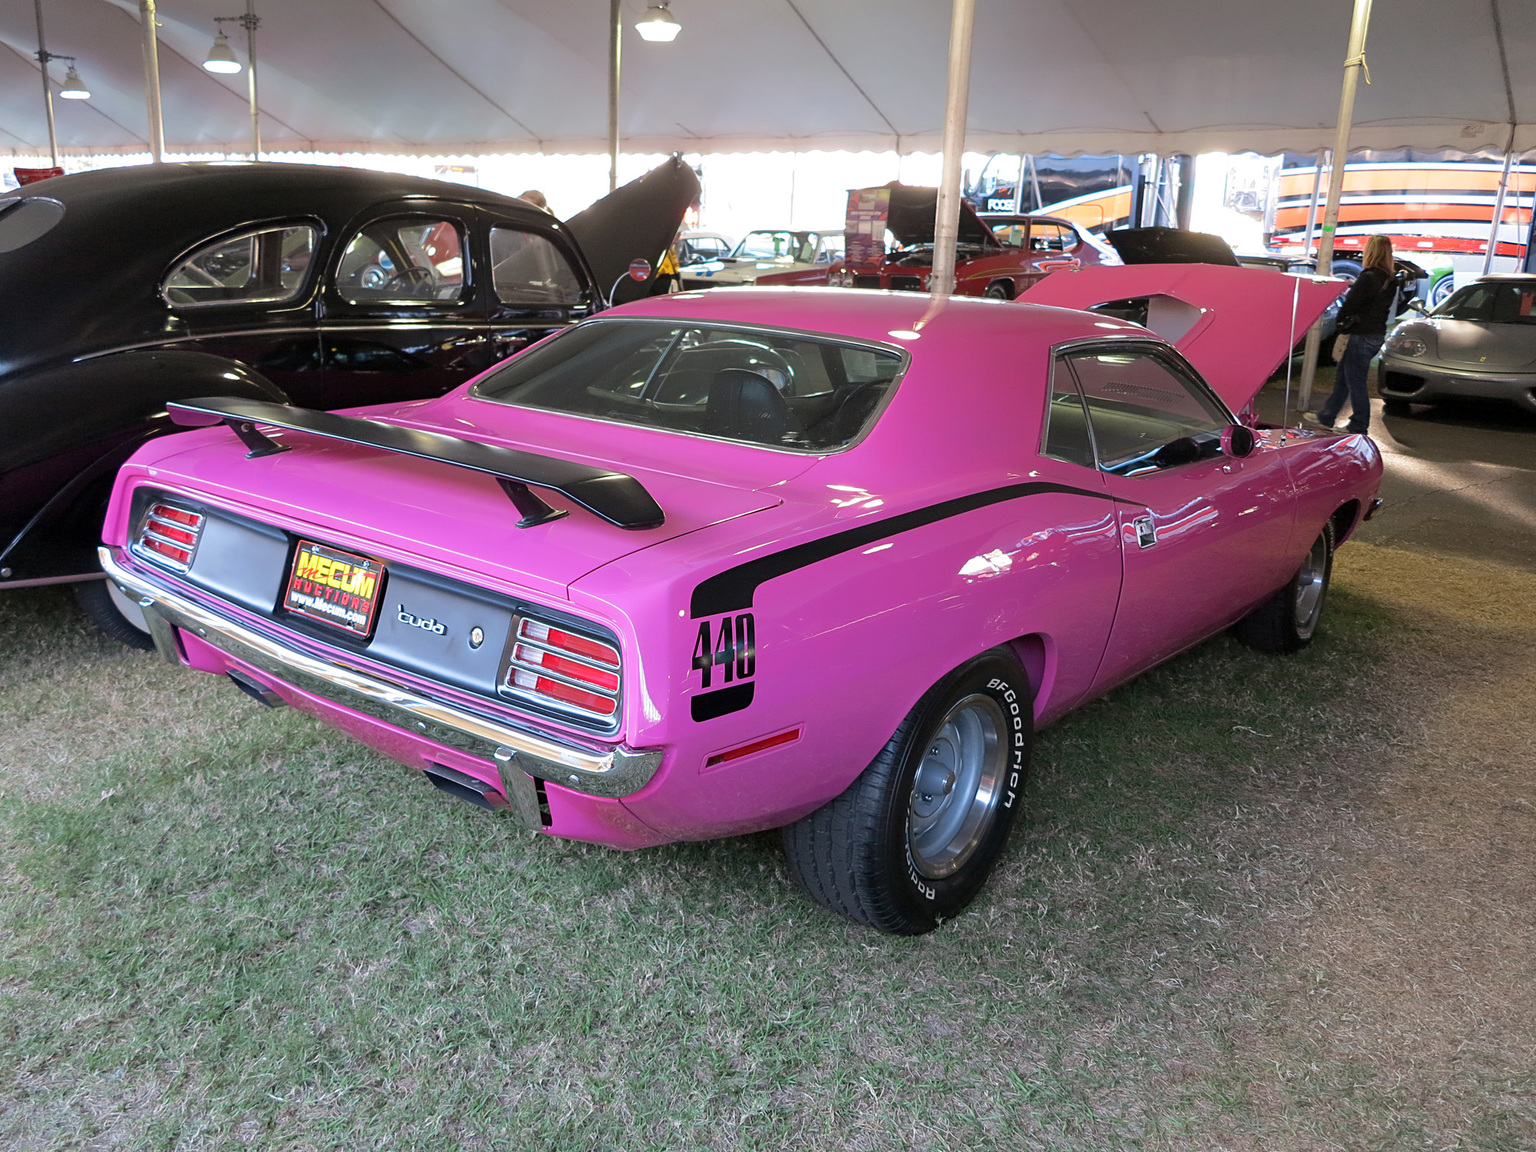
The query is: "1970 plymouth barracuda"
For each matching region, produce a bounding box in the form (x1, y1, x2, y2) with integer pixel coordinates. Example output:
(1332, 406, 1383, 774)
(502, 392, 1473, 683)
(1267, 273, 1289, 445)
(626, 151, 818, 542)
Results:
(97, 270, 1375, 934)
(1381, 273, 1536, 416)
(0, 159, 696, 642)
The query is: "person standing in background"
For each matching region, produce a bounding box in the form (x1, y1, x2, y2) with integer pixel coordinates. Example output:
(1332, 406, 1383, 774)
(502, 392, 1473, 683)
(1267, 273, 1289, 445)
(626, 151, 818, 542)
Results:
(1312, 234, 1400, 434)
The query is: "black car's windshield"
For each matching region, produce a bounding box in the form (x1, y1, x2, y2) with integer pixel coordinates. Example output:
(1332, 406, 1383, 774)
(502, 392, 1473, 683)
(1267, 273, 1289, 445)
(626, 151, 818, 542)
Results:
(1433, 281, 1536, 324)
(472, 319, 904, 451)
(733, 231, 814, 262)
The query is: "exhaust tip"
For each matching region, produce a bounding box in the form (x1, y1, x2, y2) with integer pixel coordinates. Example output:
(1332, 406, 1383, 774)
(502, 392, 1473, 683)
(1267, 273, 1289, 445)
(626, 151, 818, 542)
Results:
(423, 762, 509, 813)
(227, 669, 286, 708)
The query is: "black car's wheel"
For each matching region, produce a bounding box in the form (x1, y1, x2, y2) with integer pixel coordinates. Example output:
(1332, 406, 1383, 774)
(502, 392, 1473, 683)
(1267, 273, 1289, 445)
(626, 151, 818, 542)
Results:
(1383, 397, 1412, 417)
(74, 577, 155, 651)
(782, 649, 1032, 934)
(983, 281, 1013, 300)
(1234, 524, 1333, 654)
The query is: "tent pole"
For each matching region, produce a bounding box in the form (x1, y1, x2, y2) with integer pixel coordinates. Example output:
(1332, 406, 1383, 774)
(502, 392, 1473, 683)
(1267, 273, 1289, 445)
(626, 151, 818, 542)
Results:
(1481, 143, 1514, 275)
(32, 0, 59, 167)
(139, 0, 165, 163)
(930, 0, 975, 297)
(1301, 148, 1326, 253)
(607, 0, 620, 194)
(1298, 0, 1373, 415)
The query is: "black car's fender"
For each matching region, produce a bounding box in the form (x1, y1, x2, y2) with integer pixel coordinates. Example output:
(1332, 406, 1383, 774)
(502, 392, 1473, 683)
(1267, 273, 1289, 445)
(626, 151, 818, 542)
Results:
(0, 349, 289, 583)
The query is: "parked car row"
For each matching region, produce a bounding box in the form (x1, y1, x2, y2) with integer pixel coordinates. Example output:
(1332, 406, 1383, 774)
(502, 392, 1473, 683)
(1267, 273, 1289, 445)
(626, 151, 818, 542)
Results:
(7, 162, 1390, 934)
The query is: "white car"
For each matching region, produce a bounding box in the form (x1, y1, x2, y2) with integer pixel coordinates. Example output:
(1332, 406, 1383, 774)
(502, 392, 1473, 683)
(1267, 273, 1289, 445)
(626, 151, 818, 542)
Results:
(680, 229, 844, 289)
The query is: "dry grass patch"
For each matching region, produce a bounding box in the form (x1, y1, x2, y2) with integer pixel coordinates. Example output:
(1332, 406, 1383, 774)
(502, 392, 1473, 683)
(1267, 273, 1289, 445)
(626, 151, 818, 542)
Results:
(1230, 544, 1536, 1146)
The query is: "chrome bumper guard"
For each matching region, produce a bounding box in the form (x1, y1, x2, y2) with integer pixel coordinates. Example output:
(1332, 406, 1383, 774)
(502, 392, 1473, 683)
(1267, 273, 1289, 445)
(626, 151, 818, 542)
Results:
(99, 547, 663, 807)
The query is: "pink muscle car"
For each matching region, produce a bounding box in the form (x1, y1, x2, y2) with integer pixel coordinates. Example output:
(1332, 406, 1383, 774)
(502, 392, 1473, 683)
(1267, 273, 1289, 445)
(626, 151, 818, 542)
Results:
(98, 269, 1377, 934)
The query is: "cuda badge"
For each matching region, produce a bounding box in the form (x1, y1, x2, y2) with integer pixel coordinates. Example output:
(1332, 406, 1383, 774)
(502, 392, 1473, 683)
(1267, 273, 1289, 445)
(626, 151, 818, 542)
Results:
(398, 605, 447, 636)
(1133, 516, 1157, 548)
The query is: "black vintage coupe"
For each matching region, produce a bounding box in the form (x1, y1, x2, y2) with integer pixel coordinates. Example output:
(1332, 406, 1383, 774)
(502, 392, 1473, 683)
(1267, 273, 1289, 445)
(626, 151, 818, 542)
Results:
(0, 159, 696, 642)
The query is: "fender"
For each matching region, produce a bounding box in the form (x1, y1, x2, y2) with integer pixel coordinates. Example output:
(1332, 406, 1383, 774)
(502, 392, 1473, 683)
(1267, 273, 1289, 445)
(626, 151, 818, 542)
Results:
(0, 350, 288, 584)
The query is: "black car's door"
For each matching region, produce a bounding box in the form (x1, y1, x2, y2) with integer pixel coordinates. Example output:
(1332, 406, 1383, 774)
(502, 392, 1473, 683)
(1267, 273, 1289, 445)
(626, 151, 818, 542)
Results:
(477, 208, 595, 365)
(317, 200, 493, 408)
(161, 219, 327, 403)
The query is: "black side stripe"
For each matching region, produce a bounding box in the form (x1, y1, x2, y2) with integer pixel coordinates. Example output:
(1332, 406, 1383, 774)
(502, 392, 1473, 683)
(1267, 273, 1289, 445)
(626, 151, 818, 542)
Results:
(689, 481, 1124, 618)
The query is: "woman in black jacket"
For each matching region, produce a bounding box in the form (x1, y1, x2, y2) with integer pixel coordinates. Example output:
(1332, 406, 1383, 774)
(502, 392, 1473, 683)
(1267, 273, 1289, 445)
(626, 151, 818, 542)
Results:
(1314, 234, 1399, 433)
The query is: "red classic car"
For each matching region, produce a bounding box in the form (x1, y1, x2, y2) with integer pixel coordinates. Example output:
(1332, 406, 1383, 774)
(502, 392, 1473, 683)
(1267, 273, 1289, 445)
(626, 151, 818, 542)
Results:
(832, 184, 1110, 299)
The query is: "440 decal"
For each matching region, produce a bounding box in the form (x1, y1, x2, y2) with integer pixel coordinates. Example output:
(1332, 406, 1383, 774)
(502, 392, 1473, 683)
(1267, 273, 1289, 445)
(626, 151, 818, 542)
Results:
(690, 612, 756, 722)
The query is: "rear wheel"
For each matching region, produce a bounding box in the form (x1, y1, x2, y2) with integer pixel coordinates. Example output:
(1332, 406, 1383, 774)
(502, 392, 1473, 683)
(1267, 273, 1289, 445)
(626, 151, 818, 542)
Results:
(74, 577, 155, 651)
(1234, 524, 1333, 654)
(782, 650, 1031, 934)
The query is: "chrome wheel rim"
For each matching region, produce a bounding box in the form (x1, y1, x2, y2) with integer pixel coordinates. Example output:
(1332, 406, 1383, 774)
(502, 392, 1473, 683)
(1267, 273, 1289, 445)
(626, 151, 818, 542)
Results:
(1293, 533, 1329, 637)
(907, 694, 1007, 879)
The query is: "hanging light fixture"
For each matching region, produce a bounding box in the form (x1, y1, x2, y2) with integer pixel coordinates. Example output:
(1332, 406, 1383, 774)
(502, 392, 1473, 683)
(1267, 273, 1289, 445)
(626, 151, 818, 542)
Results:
(635, 2, 681, 42)
(202, 30, 242, 73)
(58, 62, 91, 99)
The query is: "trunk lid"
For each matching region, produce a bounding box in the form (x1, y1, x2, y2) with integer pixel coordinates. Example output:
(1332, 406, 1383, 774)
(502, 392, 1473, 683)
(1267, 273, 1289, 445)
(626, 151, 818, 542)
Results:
(144, 405, 788, 602)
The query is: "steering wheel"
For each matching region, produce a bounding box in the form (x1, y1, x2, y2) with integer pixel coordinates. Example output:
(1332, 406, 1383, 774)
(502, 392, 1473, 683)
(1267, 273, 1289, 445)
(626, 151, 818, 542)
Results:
(384, 266, 437, 296)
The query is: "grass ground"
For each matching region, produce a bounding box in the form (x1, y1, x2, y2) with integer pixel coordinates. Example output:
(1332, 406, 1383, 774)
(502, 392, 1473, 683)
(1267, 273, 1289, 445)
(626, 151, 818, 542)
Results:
(2, 540, 1533, 1150)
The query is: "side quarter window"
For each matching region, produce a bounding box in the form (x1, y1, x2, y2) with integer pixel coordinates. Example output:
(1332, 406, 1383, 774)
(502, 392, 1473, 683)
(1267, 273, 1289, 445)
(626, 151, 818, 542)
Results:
(335, 216, 467, 305)
(163, 223, 318, 308)
(489, 226, 584, 310)
(1068, 348, 1230, 475)
(1040, 357, 1096, 469)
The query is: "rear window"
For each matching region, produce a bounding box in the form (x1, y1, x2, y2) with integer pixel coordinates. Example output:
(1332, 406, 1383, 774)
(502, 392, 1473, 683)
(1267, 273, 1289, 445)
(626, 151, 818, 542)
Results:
(164, 223, 317, 307)
(471, 319, 904, 451)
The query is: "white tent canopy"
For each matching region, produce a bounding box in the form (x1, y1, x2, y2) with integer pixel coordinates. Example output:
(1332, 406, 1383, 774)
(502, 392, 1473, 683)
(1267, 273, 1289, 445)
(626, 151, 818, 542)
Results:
(2, 0, 1534, 159)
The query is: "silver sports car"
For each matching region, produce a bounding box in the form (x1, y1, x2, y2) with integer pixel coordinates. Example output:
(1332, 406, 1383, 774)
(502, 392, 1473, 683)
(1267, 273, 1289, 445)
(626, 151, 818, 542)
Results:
(1380, 274, 1536, 416)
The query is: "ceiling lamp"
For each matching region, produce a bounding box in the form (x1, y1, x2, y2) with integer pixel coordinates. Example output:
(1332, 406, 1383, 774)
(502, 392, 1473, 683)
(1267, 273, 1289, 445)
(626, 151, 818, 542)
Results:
(58, 63, 90, 100)
(635, 2, 681, 42)
(202, 30, 242, 73)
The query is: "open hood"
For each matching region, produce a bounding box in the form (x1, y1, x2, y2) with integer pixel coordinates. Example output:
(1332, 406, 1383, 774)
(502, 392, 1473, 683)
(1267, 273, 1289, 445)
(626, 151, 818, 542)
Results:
(1103, 227, 1242, 266)
(1021, 263, 1345, 413)
(875, 183, 999, 249)
(565, 156, 701, 304)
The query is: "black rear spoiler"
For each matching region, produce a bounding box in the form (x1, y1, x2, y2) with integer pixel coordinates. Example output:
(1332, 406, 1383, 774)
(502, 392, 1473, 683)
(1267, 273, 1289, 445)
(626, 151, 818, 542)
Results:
(168, 397, 665, 531)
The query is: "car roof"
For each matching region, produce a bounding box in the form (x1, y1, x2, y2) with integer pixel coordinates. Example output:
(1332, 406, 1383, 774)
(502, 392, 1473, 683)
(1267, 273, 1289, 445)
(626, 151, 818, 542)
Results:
(0, 163, 562, 372)
(1477, 273, 1536, 283)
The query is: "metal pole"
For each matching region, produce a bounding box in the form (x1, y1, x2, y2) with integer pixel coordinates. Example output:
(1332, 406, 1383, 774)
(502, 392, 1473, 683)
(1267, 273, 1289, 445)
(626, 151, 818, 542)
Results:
(139, 0, 165, 162)
(1298, 0, 1373, 413)
(33, 0, 59, 167)
(244, 0, 261, 160)
(1301, 148, 1326, 253)
(1481, 145, 1514, 275)
(930, 0, 976, 297)
(608, 0, 621, 193)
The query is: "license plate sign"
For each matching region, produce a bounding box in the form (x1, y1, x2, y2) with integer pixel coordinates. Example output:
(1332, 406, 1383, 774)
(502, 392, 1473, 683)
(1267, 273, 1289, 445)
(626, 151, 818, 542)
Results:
(284, 540, 384, 638)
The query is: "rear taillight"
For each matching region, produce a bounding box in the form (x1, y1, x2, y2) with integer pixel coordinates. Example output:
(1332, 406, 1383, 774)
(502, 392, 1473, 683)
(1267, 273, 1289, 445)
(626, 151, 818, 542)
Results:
(133, 502, 206, 571)
(502, 616, 621, 725)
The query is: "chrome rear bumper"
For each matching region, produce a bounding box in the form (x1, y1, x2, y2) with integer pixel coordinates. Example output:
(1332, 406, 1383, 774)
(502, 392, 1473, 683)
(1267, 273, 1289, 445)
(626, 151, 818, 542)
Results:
(99, 547, 663, 802)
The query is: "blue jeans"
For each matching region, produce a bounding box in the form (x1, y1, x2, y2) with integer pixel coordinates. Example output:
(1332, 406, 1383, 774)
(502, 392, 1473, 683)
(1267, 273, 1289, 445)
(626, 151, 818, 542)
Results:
(1319, 332, 1384, 432)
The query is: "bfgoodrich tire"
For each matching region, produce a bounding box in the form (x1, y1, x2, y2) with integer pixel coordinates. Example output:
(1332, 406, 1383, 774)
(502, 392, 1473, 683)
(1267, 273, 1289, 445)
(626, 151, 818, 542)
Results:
(782, 649, 1032, 934)
(1233, 524, 1333, 654)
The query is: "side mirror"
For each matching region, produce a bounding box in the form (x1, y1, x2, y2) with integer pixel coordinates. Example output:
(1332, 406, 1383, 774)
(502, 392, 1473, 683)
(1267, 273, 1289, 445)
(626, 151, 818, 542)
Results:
(607, 258, 655, 306)
(1400, 296, 1427, 317)
(1221, 423, 1257, 458)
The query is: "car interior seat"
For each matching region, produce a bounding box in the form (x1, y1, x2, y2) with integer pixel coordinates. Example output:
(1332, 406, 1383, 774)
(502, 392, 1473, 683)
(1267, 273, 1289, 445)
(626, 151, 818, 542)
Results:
(705, 368, 798, 443)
